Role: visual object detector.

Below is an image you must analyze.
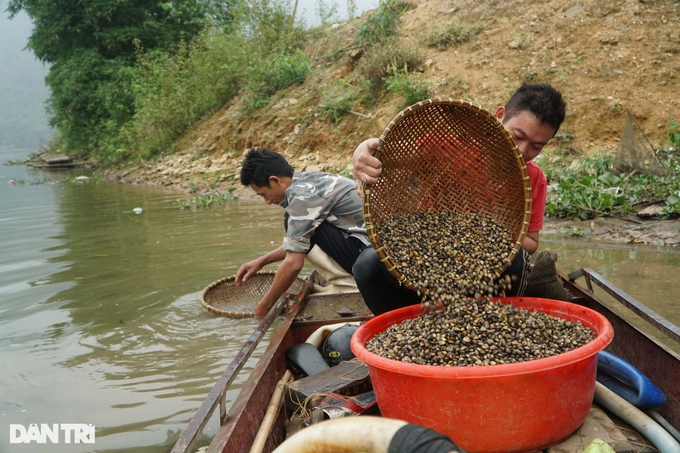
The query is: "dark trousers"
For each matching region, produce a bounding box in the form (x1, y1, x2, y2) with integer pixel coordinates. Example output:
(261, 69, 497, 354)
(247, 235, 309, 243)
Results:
(353, 247, 531, 315)
(284, 214, 366, 275)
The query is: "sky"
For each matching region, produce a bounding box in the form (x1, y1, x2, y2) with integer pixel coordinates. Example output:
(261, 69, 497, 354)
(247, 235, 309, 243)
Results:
(0, 0, 53, 150)
(292, 0, 379, 27)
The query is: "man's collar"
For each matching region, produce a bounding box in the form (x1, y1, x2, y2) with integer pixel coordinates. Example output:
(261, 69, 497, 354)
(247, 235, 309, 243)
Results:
(279, 171, 302, 208)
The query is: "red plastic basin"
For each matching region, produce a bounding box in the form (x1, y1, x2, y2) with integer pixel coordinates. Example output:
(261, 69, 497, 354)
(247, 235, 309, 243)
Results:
(350, 297, 614, 453)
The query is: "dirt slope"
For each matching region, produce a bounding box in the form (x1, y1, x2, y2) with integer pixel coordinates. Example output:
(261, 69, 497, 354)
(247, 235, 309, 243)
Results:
(106, 0, 680, 196)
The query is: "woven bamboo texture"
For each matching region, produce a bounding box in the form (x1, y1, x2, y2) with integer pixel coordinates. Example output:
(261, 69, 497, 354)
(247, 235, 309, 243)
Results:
(201, 271, 305, 318)
(363, 98, 532, 290)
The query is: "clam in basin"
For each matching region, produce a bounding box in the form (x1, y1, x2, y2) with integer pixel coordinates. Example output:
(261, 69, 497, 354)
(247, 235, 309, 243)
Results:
(350, 297, 614, 453)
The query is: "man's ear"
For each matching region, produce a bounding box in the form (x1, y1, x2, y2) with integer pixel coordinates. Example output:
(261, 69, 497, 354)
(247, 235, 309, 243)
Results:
(268, 175, 281, 187)
(494, 106, 505, 121)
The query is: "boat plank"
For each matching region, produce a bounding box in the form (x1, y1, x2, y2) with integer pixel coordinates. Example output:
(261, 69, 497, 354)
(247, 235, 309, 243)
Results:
(571, 268, 680, 344)
(208, 303, 300, 453)
(170, 295, 290, 453)
(42, 154, 73, 164)
(562, 274, 680, 429)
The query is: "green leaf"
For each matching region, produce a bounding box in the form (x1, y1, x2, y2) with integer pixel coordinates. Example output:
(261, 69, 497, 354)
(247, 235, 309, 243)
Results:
(598, 172, 620, 186)
(581, 176, 596, 186)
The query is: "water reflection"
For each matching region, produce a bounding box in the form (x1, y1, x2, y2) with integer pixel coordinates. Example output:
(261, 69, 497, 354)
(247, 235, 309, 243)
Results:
(0, 158, 289, 452)
(43, 185, 287, 451)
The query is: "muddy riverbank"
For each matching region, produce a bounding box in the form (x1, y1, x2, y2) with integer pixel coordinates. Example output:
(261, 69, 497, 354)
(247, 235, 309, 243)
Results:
(99, 154, 680, 249)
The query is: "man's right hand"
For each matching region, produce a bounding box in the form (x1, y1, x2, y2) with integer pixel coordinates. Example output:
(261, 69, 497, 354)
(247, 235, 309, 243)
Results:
(235, 259, 262, 286)
(352, 138, 382, 197)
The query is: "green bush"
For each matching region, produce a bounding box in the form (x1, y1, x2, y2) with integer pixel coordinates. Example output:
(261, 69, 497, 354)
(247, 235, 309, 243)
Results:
(355, 0, 409, 47)
(358, 41, 424, 91)
(385, 68, 429, 107)
(98, 0, 310, 162)
(176, 185, 239, 210)
(234, 0, 308, 57)
(320, 80, 364, 124)
(243, 50, 312, 114)
(8, 0, 224, 159)
(422, 21, 484, 50)
(541, 148, 680, 219)
(669, 119, 680, 148)
(111, 31, 249, 162)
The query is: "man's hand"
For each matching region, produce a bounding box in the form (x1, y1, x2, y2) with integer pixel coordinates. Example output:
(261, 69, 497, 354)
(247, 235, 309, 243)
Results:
(352, 138, 382, 197)
(253, 251, 305, 318)
(235, 246, 286, 286)
(235, 258, 262, 286)
(253, 299, 273, 318)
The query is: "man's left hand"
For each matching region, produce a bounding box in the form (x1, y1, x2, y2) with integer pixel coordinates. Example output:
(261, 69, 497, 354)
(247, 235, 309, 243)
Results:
(253, 299, 273, 318)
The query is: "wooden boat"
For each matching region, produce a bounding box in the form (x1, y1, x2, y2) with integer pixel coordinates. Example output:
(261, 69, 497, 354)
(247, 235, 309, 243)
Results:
(171, 268, 680, 453)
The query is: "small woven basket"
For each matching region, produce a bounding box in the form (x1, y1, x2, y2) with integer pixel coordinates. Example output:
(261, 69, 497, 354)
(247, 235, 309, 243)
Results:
(363, 98, 532, 291)
(201, 271, 306, 318)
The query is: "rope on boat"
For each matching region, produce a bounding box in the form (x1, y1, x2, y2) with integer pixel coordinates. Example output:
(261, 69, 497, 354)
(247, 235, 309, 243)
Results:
(287, 390, 327, 423)
(339, 358, 369, 381)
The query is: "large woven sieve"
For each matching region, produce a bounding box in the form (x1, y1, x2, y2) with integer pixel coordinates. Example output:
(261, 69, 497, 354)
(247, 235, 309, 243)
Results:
(201, 271, 305, 318)
(363, 98, 532, 291)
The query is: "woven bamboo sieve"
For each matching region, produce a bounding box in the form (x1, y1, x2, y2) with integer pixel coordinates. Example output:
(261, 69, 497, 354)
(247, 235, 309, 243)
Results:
(201, 271, 305, 318)
(363, 98, 532, 291)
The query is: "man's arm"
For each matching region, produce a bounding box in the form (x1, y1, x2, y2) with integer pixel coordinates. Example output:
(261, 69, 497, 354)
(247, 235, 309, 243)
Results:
(235, 246, 287, 286)
(352, 138, 382, 197)
(254, 251, 305, 318)
(523, 231, 539, 255)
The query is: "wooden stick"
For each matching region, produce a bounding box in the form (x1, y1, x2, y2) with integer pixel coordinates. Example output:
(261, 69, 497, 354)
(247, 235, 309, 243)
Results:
(248, 370, 293, 453)
(625, 106, 666, 168)
(244, 120, 255, 154)
(318, 105, 372, 119)
(632, 198, 666, 208)
(571, 204, 643, 224)
(347, 110, 372, 119)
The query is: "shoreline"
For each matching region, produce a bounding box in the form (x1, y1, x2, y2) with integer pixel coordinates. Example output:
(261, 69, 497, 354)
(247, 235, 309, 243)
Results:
(99, 158, 680, 249)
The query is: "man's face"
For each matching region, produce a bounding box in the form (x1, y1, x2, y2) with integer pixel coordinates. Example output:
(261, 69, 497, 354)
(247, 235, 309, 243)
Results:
(496, 108, 557, 163)
(250, 177, 285, 205)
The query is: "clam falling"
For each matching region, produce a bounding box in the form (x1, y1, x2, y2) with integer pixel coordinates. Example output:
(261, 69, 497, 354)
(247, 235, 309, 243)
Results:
(368, 211, 595, 366)
(375, 212, 514, 306)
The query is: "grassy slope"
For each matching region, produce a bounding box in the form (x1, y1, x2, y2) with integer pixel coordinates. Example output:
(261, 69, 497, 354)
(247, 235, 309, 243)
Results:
(107, 0, 680, 194)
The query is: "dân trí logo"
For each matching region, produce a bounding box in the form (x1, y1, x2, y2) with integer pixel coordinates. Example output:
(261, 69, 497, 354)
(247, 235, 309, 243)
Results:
(9, 424, 95, 444)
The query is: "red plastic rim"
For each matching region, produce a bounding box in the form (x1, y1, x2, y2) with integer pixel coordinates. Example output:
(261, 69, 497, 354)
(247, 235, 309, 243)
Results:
(351, 297, 614, 378)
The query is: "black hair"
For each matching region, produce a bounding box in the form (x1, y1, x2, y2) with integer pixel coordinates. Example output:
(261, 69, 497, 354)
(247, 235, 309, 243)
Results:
(503, 83, 566, 133)
(240, 148, 294, 188)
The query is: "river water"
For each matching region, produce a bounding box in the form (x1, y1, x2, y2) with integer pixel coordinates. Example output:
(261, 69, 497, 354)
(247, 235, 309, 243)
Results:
(0, 148, 290, 453)
(1, 147, 679, 453)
